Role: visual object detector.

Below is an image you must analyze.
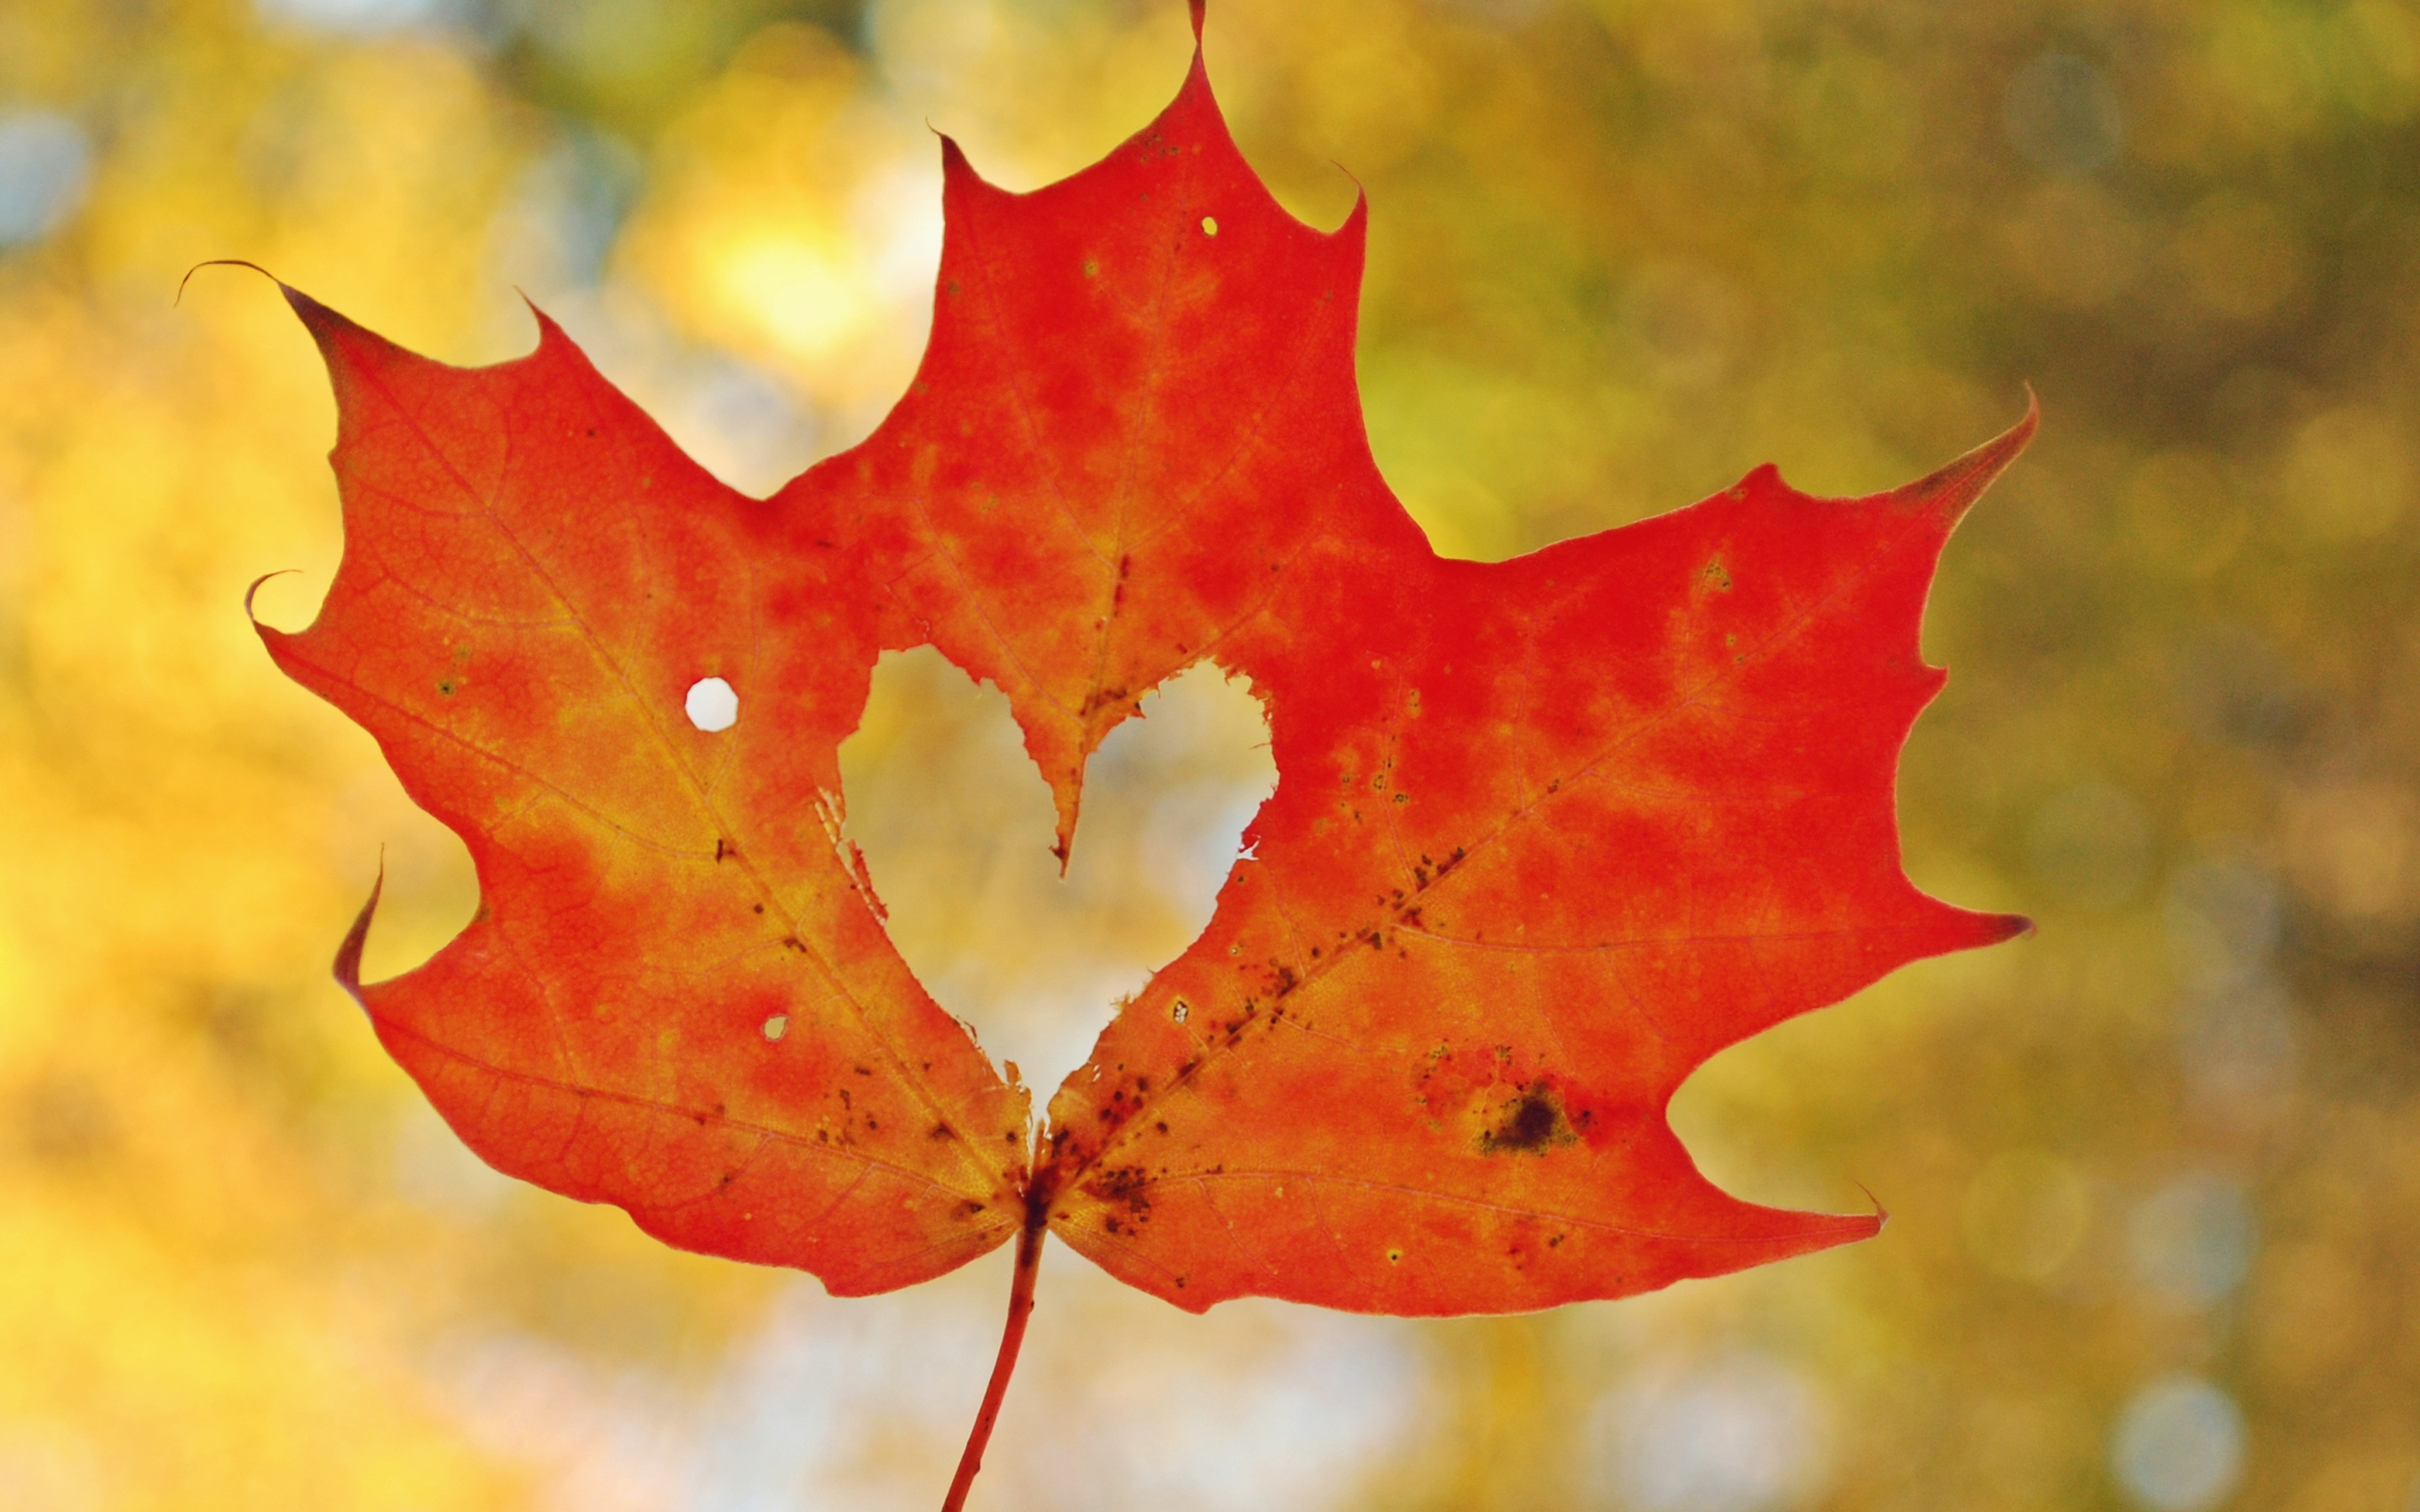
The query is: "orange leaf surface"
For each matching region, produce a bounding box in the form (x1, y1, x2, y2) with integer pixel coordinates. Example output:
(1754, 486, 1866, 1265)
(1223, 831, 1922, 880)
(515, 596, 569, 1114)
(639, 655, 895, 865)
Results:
(260, 281, 1035, 1296)
(255, 7, 2028, 1497)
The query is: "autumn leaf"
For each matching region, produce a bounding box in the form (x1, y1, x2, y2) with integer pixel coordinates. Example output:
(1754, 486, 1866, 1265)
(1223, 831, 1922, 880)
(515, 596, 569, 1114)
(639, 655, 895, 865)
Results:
(250, 4, 2028, 1504)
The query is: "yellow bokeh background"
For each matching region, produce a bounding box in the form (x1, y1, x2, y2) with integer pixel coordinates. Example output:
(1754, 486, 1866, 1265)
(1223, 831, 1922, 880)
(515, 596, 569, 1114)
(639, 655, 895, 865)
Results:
(3, 0, 2417, 1508)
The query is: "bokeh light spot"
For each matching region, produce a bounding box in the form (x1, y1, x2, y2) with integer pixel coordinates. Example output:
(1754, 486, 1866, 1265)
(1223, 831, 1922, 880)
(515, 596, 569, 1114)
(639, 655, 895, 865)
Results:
(2026, 780, 2151, 910)
(1623, 261, 1750, 390)
(2123, 450, 2247, 577)
(2000, 180, 2148, 308)
(1595, 1353, 1829, 1512)
(1963, 1150, 2092, 1283)
(2004, 53, 2123, 173)
(2329, 2, 2420, 122)
(2112, 1376, 2244, 1510)
(2281, 407, 2412, 542)
(719, 234, 863, 360)
(2249, 1242, 2364, 1385)
(2179, 979, 2300, 1131)
(2282, 779, 2420, 923)
(2129, 1171, 2255, 1309)
(254, 0, 448, 36)
(2171, 626, 2303, 751)
(2165, 858, 2281, 987)
(2175, 194, 2305, 320)
(0, 113, 92, 247)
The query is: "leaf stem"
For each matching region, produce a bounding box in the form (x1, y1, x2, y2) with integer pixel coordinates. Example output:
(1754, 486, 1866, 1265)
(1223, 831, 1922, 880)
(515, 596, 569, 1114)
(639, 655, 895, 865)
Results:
(940, 1212, 1048, 1512)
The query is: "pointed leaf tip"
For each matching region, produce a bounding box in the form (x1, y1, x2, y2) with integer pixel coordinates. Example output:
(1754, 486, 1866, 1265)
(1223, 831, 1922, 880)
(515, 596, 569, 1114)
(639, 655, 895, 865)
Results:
(1957, 908, 2034, 948)
(1897, 391, 2039, 522)
(280, 281, 336, 326)
(518, 296, 579, 355)
(1189, 0, 1206, 42)
(1854, 1182, 1891, 1231)
(333, 861, 384, 1011)
(516, 287, 558, 333)
(275, 283, 385, 367)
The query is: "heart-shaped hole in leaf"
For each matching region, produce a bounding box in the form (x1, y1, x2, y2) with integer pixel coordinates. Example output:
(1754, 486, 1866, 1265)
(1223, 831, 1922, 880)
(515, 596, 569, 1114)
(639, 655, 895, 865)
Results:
(838, 647, 1276, 1091)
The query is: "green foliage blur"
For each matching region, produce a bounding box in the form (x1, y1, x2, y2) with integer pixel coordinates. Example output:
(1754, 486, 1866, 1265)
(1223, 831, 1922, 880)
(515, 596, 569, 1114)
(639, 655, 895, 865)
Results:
(1, 0, 2414, 1509)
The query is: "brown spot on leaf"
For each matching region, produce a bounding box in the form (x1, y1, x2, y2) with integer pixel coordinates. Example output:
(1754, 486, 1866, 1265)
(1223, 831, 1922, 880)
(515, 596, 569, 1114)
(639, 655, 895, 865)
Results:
(1479, 1084, 1577, 1156)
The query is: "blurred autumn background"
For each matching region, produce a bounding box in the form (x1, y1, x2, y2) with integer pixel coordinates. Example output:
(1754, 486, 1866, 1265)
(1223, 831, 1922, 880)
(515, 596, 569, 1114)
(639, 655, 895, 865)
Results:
(3, 0, 2417, 1507)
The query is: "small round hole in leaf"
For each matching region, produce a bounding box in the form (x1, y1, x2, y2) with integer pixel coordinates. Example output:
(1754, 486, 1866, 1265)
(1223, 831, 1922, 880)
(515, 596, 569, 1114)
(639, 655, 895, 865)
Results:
(686, 676, 739, 732)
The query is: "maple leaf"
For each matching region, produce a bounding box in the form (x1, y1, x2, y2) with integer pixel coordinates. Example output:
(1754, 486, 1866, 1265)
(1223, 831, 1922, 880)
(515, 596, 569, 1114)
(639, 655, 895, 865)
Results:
(249, 5, 2029, 1504)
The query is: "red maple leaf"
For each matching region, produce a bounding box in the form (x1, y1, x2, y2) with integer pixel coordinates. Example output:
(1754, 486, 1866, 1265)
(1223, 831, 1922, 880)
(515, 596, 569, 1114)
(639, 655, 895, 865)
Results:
(249, 7, 2028, 1505)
